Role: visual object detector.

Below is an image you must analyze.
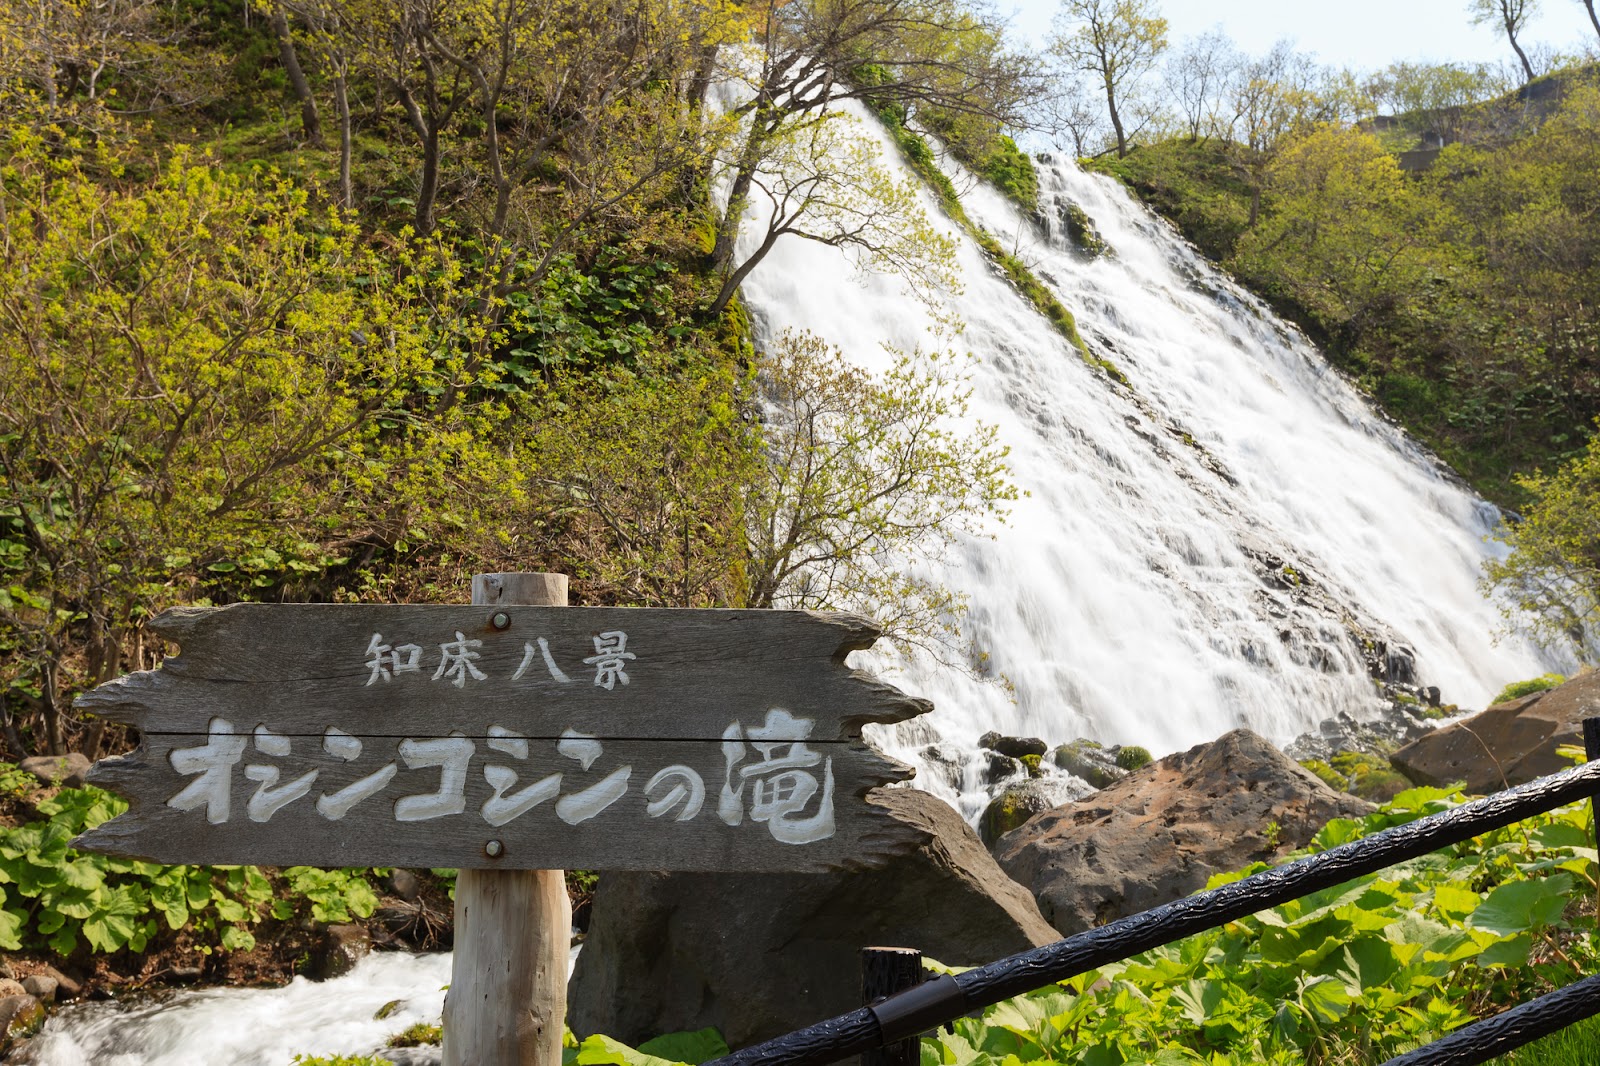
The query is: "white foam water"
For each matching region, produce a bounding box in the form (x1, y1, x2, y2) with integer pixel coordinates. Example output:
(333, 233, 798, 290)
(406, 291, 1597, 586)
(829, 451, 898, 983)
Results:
(21, 951, 449, 1066)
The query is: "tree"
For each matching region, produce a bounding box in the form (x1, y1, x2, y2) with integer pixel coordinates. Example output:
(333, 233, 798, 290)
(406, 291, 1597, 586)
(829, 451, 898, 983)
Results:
(1484, 435, 1600, 659)
(521, 329, 1014, 653)
(707, 109, 959, 316)
(1048, 0, 1169, 158)
(742, 331, 1015, 653)
(1232, 127, 1457, 334)
(1583, 0, 1600, 43)
(706, 0, 1037, 311)
(0, 142, 514, 757)
(1169, 27, 1239, 140)
(1471, 0, 1539, 83)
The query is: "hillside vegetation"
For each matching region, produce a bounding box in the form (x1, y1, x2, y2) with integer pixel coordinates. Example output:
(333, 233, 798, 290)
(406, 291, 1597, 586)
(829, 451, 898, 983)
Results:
(1090, 74, 1600, 511)
(0, 0, 1032, 762)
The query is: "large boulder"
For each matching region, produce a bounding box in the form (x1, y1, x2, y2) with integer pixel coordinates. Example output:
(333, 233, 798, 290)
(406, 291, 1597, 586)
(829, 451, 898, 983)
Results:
(1391, 672, 1600, 795)
(568, 788, 1058, 1048)
(995, 729, 1371, 936)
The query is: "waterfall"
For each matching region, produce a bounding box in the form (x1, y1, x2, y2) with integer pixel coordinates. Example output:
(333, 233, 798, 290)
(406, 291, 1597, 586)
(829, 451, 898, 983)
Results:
(731, 109, 1561, 817)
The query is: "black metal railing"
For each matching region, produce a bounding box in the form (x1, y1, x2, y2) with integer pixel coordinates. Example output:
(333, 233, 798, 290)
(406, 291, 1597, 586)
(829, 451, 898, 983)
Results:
(706, 744, 1600, 1066)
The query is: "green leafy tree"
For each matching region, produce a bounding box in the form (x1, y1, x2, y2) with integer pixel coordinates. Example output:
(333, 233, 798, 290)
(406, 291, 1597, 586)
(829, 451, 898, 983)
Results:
(1048, 0, 1170, 158)
(706, 0, 1037, 314)
(0, 138, 514, 757)
(742, 330, 1015, 653)
(1484, 434, 1600, 658)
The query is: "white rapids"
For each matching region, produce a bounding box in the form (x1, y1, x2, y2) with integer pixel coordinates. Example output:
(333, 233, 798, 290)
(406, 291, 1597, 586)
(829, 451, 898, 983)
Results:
(20, 952, 450, 1066)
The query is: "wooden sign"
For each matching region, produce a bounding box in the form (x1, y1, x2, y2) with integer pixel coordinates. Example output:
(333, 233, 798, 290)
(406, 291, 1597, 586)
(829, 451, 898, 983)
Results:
(74, 603, 932, 872)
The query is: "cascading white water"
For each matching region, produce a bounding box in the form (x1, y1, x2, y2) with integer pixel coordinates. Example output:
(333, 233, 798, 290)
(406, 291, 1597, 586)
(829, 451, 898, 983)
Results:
(731, 107, 1562, 816)
(21, 951, 450, 1065)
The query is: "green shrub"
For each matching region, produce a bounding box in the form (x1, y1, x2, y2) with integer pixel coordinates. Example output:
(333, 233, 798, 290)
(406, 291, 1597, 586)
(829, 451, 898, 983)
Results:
(1114, 745, 1153, 771)
(1491, 673, 1567, 705)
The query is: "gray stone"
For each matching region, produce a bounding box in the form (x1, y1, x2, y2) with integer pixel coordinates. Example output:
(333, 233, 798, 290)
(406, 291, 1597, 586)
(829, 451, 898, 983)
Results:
(18, 754, 91, 789)
(1284, 705, 1435, 764)
(17, 978, 54, 1004)
(979, 776, 1096, 849)
(389, 869, 421, 902)
(0, 995, 44, 1038)
(997, 729, 1372, 936)
(978, 732, 1048, 760)
(314, 923, 371, 979)
(569, 788, 1057, 1047)
(37, 967, 78, 1000)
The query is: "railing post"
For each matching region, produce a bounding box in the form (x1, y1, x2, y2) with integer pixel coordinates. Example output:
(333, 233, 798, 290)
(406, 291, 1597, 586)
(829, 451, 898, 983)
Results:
(862, 947, 923, 1066)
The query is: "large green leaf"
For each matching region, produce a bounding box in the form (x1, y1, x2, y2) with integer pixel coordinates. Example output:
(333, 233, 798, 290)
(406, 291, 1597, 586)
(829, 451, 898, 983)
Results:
(635, 1030, 729, 1065)
(1469, 874, 1573, 936)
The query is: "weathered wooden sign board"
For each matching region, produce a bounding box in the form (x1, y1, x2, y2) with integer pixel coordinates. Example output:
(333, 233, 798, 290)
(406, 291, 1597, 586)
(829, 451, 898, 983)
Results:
(74, 603, 932, 872)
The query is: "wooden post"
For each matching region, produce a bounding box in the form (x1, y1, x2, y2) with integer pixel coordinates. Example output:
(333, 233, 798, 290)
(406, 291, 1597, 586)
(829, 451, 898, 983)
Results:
(861, 947, 924, 1066)
(443, 573, 573, 1066)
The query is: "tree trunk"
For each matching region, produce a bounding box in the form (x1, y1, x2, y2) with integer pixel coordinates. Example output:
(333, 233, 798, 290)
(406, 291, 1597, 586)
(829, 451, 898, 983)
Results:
(271, 8, 323, 146)
(1103, 75, 1127, 158)
(334, 68, 353, 209)
(1505, 16, 1535, 82)
(417, 126, 440, 235)
(711, 122, 768, 271)
(1584, 0, 1600, 43)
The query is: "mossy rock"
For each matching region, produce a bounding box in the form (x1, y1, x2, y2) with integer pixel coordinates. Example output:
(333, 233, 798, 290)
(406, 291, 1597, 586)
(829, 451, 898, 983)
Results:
(1061, 201, 1110, 258)
(1050, 739, 1125, 789)
(978, 782, 1057, 848)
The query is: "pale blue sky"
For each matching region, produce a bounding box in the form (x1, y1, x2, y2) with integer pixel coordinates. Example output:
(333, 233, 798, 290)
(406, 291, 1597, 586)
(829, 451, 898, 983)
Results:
(1002, 0, 1599, 71)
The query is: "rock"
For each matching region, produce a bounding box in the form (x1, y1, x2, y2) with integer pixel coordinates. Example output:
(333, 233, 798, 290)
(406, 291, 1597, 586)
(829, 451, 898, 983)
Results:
(18, 753, 92, 789)
(18, 978, 54, 1004)
(1391, 672, 1600, 795)
(39, 967, 79, 1000)
(0, 995, 44, 1038)
(389, 869, 421, 902)
(996, 729, 1372, 936)
(979, 776, 1096, 849)
(982, 750, 1022, 784)
(569, 788, 1057, 1047)
(914, 744, 965, 795)
(978, 732, 1048, 759)
(314, 923, 372, 979)
(169, 966, 204, 982)
(0, 981, 24, 999)
(1285, 705, 1434, 765)
(1049, 739, 1126, 789)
